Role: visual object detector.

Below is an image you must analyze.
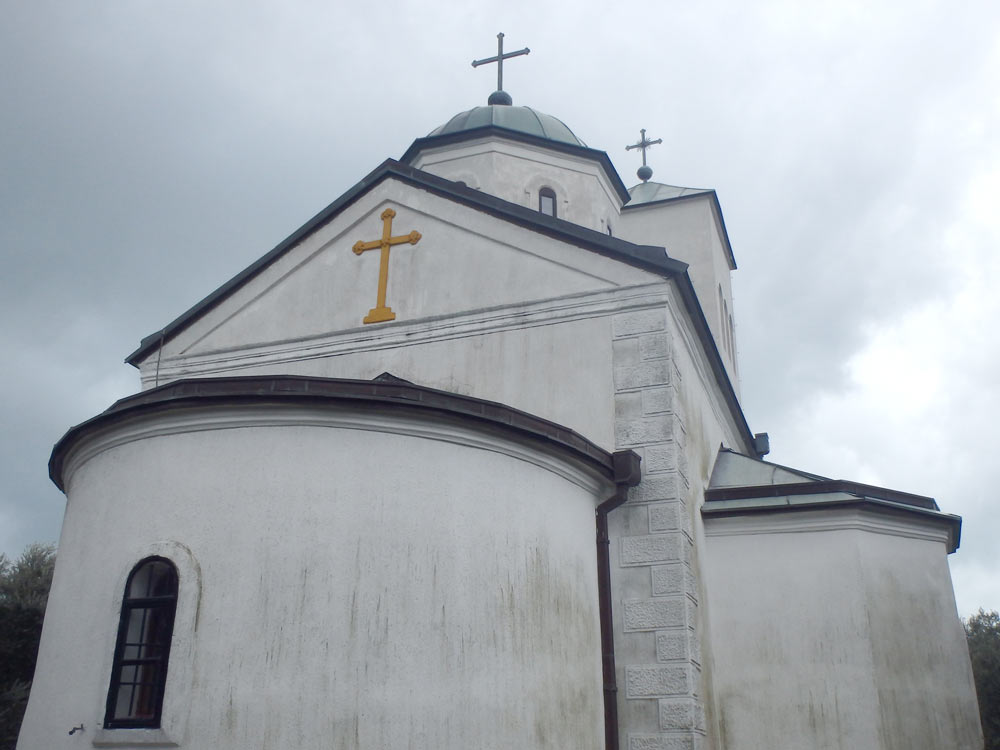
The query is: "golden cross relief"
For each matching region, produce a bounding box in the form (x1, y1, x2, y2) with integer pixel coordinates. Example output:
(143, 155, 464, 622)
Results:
(352, 208, 421, 324)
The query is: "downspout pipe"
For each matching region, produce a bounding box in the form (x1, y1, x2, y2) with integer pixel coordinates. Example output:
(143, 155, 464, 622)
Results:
(598, 450, 642, 750)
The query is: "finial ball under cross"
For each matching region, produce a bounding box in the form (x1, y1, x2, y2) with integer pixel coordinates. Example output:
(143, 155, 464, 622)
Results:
(472, 32, 530, 106)
(626, 128, 663, 182)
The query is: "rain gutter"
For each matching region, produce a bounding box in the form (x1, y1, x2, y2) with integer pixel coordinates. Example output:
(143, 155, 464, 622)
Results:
(597, 450, 642, 750)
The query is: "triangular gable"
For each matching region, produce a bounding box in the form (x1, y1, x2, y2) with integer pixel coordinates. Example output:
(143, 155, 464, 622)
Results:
(125, 159, 758, 455)
(127, 160, 683, 366)
(138, 177, 671, 363)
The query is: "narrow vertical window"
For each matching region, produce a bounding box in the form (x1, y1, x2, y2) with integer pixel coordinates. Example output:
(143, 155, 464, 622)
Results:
(105, 558, 178, 728)
(539, 187, 556, 217)
(723, 299, 731, 358)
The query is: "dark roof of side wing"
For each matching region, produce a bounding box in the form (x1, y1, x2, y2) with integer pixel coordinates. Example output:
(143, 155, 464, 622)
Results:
(704, 448, 962, 552)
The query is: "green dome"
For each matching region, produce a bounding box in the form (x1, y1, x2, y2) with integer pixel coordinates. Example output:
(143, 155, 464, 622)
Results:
(428, 105, 586, 148)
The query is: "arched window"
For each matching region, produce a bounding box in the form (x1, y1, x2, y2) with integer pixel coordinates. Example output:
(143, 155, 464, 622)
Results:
(105, 558, 178, 729)
(538, 187, 556, 217)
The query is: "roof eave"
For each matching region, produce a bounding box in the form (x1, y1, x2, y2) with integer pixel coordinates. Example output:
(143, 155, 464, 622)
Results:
(126, 159, 677, 366)
(702, 494, 962, 553)
(122, 160, 758, 455)
(671, 273, 757, 454)
(400, 126, 632, 204)
(623, 189, 737, 270)
(50, 375, 630, 493)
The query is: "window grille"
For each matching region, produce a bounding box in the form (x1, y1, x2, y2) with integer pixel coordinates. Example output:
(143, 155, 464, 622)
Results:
(104, 557, 178, 728)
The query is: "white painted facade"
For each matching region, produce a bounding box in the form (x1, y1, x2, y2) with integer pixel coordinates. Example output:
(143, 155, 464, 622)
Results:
(22, 400, 613, 749)
(704, 517, 981, 749)
(20, 101, 982, 749)
(618, 194, 740, 389)
(410, 137, 624, 234)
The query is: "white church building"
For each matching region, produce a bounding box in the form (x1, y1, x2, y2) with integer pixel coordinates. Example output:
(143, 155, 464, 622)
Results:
(20, 38, 983, 750)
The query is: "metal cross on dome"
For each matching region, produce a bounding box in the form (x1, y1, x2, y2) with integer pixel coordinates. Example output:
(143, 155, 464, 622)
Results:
(472, 32, 530, 105)
(626, 129, 663, 182)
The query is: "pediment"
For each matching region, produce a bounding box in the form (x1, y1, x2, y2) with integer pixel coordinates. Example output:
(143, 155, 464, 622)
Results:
(142, 173, 667, 368)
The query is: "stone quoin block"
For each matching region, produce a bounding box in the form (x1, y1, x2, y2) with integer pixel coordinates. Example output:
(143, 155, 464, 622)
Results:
(656, 631, 690, 662)
(676, 443, 690, 482)
(614, 361, 671, 391)
(653, 563, 698, 600)
(613, 309, 667, 338)
(650, 563, 685, 595)
(629, 735, 695, 750)
(648, 503, 681, 533)
(643, 443, 677, 473)
(679, 534, 693, 564)
(617, 417, 674, 448)
(612, 336, 640, 365)
(615, 392, 644, 421)
(658, 698, 697, 730)
(642, 387, 674, 415)
(630, 473, 681, 504)
(639, 332, 671, 360)
(624, 598, 687, 631)
(625, 665, 691, 697)
(621, 534, 682, 565)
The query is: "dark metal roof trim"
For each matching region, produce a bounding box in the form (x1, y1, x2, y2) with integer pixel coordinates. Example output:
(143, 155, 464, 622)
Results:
(713, 447, 832, 483)
(705, 479, 939, 510)
(668, 272, 756, 454)
(622, 189, 737, 270)
(126, 158, 678, 366)
(399, 125, 631, 203)
(49, 375, 623, 492)
(701, 495, 962, 553)
(124, 160, 757, 455)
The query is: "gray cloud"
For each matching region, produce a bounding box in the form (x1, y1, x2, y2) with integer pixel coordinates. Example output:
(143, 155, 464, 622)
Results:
(2, 0, 997, 613)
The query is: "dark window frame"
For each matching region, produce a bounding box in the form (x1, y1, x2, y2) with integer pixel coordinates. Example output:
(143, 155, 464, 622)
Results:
(104, 557, 178, 729)
(538, 187, 557, 217)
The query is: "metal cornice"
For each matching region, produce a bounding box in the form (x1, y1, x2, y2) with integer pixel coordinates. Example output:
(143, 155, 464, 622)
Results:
(705, 479, 939, 510)
(50, 375, 625, 493)
(399, 126, 631, 203)
(121, 159, 758, 456)
(126, 159, 676, 366)
(701, 496, 962, 553)
(669, 273, 756, 454)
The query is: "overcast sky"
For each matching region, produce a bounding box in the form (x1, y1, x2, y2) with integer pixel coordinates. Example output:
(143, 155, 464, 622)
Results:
(2, 0, 997, 616)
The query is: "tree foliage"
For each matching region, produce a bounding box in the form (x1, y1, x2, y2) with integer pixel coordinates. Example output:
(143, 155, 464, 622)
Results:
(966, 608, 1000, 750)
(0, 543, 55, 750)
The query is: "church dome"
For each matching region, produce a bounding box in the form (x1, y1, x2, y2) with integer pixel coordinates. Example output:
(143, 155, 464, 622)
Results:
(428, 105, 587, 148)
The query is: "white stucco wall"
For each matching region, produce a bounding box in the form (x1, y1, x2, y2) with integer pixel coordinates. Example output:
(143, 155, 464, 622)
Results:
(411, 138, 623, 233)
(618, 197, 739, 391)
(701, 512, 983, 750)
(134, 177, 677, 450)
(25, 120, 983, 750)
(605, 296, 752, 749)
(19, 403, 612, 749)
